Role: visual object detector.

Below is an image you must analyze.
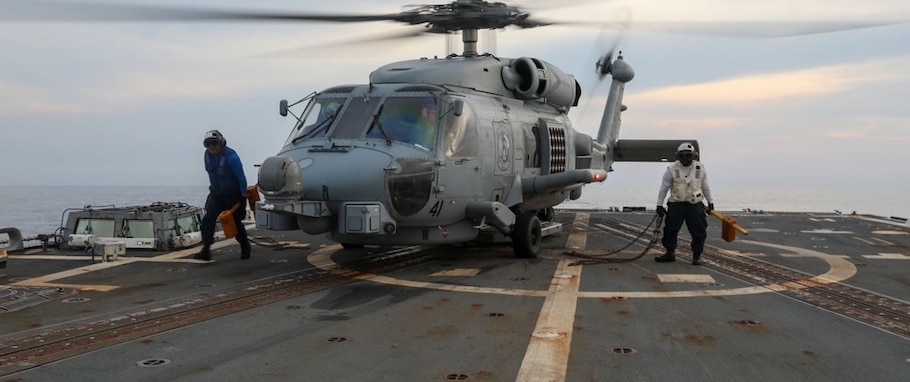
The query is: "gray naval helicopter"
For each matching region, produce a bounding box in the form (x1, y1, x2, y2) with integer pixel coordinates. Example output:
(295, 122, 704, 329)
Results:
(250, 1, 696, 257)
(5, 1, 888, 257)
(3, 0, 695, 257)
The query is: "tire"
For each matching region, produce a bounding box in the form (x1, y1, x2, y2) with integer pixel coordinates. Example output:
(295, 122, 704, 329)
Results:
(512, 213, 542, 258)
(340, 243, 364, 249)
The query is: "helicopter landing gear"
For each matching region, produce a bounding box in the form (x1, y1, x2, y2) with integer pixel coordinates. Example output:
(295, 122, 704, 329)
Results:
(537, 207, 555, 222)
(512, 212, 542, 258)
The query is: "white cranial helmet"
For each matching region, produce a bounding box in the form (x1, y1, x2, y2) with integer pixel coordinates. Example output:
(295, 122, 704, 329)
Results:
(677, 142, 695, 153)
(203, 130, 226, 147)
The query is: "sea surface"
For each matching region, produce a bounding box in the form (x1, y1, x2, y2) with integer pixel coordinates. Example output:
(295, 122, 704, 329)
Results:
(0, 185, 907, 238)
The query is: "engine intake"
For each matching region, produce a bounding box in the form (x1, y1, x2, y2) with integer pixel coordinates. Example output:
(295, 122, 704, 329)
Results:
(502, 57, 580, 108)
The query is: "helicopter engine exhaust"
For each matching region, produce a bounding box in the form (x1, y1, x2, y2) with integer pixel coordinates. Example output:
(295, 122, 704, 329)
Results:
(502, 57, 581, 109)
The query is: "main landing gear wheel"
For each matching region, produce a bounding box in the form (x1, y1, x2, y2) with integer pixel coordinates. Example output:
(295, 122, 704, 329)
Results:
(512, 212, 542, 258)
(537, 207, 555, 222)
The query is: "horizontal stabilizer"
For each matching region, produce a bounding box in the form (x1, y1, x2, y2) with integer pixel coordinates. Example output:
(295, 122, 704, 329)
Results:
(614, 139, 700, 162)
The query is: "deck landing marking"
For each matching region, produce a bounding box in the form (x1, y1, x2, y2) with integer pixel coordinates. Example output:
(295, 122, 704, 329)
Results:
(858, 216, 910, 228)
(870, 237, 895, 245)
(310, 239, 858, 299)
(747, 228, 779, 233)
(802, 229, 854, 234)
(430, 268, 481, 277)
(305, 216, 858, 382)
(565, 212, 589, 250)
(657, 274, 716, 283)
(9, 238, 239, 291)
(852, 236, 878, 245)
(862, 253, 910, 260)
(516, 259, 580, 382)
(718, 249, 766, 257)
(871, 230, 908, 236)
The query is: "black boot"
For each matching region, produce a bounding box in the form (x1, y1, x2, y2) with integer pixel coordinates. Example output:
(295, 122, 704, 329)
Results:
(655, 251, 675, 263)
(193, 245, 211, 261)
(691, 253, 702, 266)
(240, 241, 251, 260)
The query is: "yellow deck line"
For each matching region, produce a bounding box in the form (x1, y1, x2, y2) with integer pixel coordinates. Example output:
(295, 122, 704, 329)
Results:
(516, 259, 582, 382)
(8, 227, 251, 292)
(514, 211, 588, 382)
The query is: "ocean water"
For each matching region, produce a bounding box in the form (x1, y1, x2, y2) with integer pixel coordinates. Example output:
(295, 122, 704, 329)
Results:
(0, 184, 906, 238)
(562, 184, 909, 220)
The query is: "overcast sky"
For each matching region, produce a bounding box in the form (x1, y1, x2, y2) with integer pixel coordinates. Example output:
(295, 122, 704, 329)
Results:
(1, 0, 908, 195)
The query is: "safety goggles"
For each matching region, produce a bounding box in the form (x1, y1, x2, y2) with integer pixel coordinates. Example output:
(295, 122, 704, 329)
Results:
(204, 140, 221, 148)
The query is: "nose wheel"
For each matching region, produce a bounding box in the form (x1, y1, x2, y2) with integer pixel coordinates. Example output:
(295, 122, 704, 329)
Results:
(512, 212, 542, 258)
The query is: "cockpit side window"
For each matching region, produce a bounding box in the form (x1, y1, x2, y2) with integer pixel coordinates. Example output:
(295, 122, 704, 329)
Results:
(441, 99, 478, 157)
(365, 96, 438, 151)
(285, 97, 346, 145)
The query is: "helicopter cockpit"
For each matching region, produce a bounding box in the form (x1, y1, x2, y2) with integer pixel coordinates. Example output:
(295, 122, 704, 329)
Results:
(284, 91, 477, 155)
(364, 96, 437, 151)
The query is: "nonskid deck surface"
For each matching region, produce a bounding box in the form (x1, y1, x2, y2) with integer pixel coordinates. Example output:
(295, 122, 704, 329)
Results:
(1, 211, 908, 381)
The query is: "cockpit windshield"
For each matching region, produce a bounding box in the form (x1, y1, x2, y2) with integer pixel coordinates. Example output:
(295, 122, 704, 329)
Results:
(284, 97, 345, 146)
(285, 94, 441, 152)
(365, 96, 438, 151)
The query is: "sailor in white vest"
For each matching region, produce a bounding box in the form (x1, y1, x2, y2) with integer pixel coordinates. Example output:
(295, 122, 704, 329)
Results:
(655, 142, 714, 265)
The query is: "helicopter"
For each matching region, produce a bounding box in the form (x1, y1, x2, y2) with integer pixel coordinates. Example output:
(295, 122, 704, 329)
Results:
(1, 0, 698, 258)
(247, 1, 697, 258)
(4, 1, 897, 257)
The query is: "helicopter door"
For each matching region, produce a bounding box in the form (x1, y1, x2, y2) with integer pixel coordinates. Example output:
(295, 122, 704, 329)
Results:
(432, 101, 483, 216)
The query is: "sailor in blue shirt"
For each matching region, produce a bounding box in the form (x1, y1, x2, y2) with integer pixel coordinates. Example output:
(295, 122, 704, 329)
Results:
(194, 130, 251, 261)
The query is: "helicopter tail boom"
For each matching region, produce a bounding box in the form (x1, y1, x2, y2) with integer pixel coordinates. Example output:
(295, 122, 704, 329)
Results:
(613, 139, 701, 162)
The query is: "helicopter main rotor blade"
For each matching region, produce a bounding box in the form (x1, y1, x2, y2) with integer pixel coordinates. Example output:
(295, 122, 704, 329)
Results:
(257, 27, 434, 59)
(625, 20, 908, 38)
(0, 1, 401, 23)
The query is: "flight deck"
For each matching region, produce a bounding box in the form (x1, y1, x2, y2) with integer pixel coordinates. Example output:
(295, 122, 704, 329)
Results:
(1, 210, 908, 381)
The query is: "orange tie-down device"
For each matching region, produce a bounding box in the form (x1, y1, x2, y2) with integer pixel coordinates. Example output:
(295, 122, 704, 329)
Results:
(705, 206, 749, 242)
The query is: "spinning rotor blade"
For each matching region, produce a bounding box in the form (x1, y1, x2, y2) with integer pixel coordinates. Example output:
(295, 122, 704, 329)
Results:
(625, 20, 908, 38)
(0, 0, 575, 31)
(0, 1, 400, 23)
(257, 27, 434, 59)
(5, 1, 893, 37)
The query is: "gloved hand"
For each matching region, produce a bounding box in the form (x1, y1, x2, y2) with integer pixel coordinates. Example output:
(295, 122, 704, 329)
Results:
(656, 206, 666, 217)
(708, 204, 715, 212)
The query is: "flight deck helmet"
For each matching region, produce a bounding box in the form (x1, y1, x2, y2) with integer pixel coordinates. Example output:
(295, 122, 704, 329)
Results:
(676, 142, 696, 166)
(203, 130, 226, 148)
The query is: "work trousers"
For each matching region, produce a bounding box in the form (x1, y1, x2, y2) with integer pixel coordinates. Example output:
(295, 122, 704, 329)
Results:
(201, 193, 249, 248)
(661, 201, 708, 255)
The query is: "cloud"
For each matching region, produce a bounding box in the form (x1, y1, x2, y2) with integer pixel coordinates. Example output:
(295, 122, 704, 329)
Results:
(628, 55, 910, 108)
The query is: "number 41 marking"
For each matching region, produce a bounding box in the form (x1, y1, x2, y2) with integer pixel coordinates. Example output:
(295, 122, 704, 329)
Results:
(430, 201, 444, 217)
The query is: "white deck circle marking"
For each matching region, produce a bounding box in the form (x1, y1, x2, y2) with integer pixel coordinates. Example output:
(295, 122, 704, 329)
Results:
(307, 239, 857, 299)
(872, 230, 908, 236)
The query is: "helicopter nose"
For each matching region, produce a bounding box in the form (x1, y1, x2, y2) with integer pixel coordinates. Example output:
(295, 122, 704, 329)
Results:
(258, 155, 303, 200)
(294, 148, 395, 203)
